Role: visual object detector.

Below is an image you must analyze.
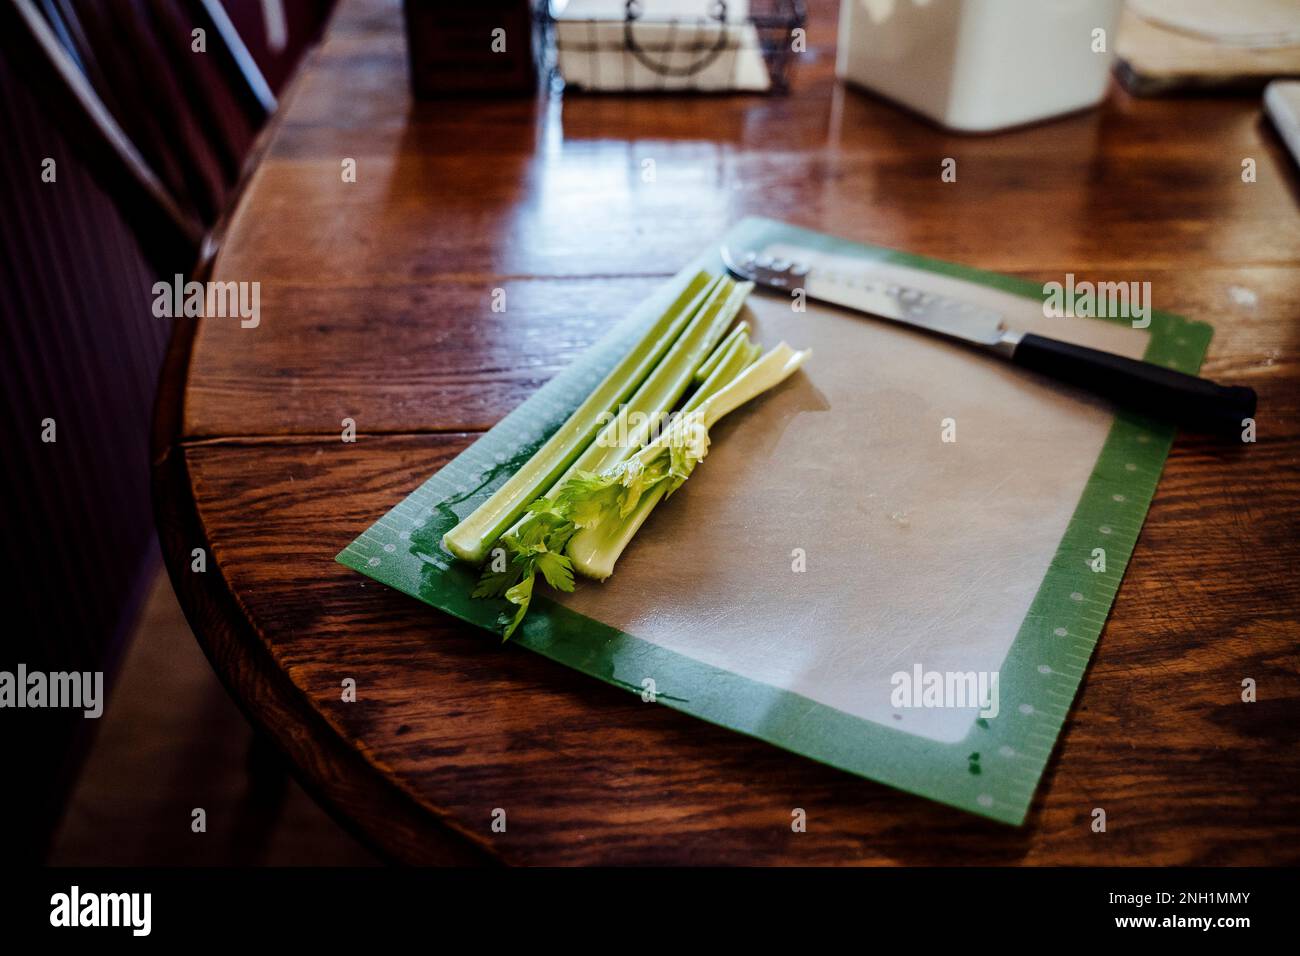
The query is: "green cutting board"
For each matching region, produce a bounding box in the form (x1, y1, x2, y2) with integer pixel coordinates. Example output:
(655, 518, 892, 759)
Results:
(338, 218, 1210, 825)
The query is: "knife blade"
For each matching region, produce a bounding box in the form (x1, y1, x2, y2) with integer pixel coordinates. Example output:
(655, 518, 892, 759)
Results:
(722, 246, 1025, 355)
(721, 245, 1257, 434)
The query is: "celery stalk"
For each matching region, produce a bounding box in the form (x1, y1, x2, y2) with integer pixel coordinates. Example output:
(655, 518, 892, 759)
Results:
(564, 332, 756, 580)
(490, 276, 748, 551)
(566, 342, 810, 580)
(442, 270, 716, 564)
(541, 277, 752, 491)
(685, 331, 758, 415)
(465, 277, 806, 641)
(693, 320, 749, 385)
(695, 341, 810, 428)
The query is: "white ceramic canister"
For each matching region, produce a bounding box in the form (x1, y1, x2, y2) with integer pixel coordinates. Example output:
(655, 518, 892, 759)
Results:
(836, 0, 1124, 132)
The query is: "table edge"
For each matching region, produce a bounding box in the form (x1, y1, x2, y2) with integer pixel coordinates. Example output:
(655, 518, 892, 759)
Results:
(151, 297, 502, 866)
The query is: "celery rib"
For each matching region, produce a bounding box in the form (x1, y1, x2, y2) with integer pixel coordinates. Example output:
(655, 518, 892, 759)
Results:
(693, 320, 750, 385)
(458, 266, 810, 640)
(555, 277, 751, 482)
(441, 270, 716, 563)
(567, 342, 810, 581)
(563, 333, 755, 581)
(489, 276, 750, 552)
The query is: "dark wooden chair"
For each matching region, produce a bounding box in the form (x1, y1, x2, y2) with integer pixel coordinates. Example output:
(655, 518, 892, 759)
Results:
(2, 0, 277, 275)
(0, 0, 331, 862)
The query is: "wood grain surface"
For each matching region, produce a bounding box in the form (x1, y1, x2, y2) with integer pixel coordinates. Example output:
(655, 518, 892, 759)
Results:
(155, 0, 1300, 864)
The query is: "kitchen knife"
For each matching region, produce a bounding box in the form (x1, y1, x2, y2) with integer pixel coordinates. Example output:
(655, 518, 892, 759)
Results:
(722, 246, 1256, 434)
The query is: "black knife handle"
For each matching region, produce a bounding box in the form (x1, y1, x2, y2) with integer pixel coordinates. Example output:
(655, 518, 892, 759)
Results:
(1012, 333, 1256, 434)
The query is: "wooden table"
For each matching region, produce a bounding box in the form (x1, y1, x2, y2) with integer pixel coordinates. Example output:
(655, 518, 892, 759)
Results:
(154, 0, 1300, 865)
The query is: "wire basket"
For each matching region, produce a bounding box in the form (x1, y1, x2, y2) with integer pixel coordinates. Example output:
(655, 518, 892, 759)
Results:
(539, 1, 806, 94)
